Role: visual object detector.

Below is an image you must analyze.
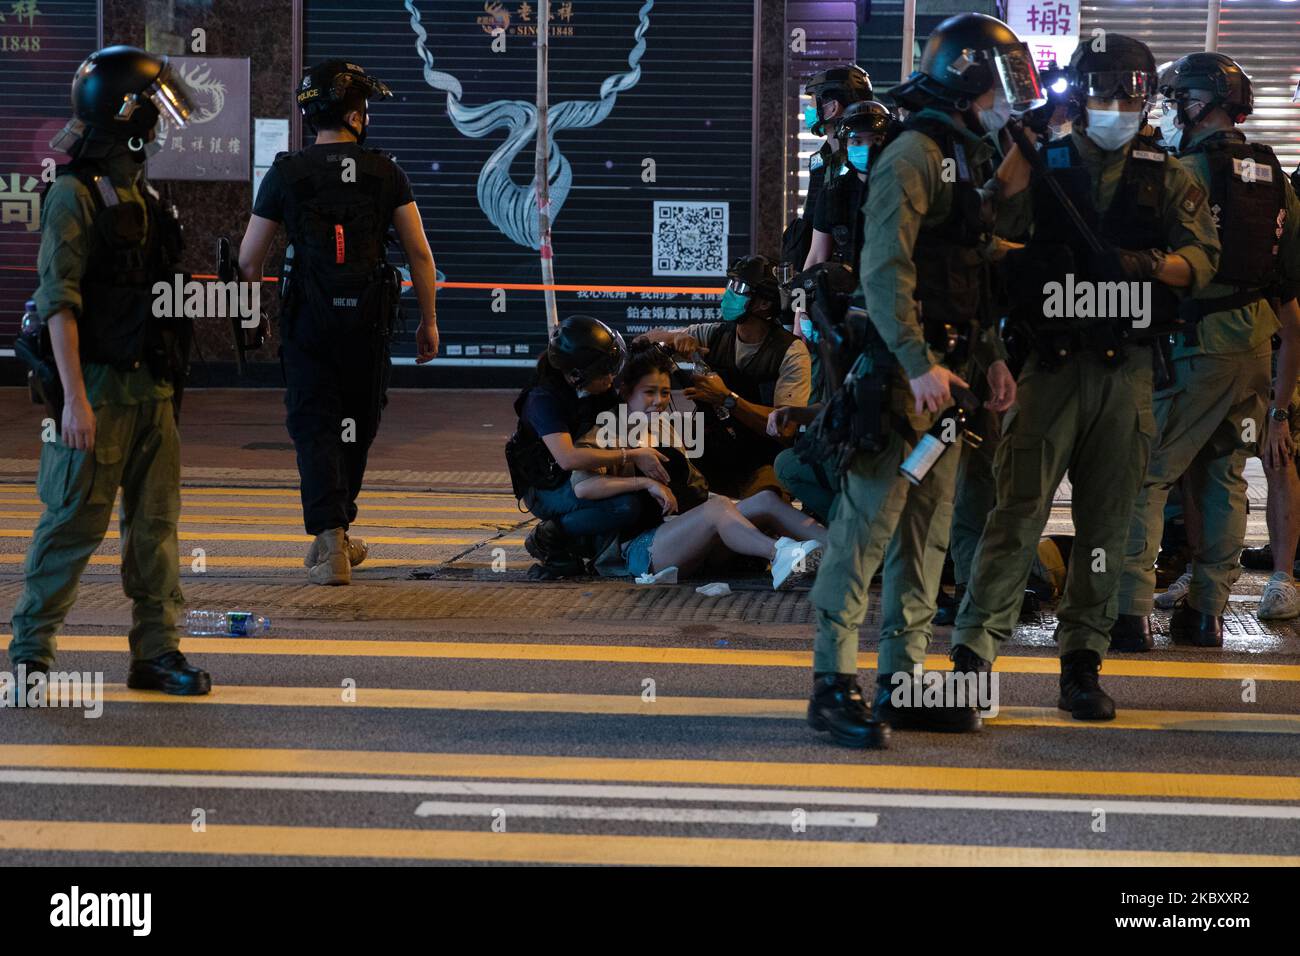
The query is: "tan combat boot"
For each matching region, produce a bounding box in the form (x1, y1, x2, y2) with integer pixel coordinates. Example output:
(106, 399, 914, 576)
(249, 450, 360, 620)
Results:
(307, 528, 351, 585)
(305, 532, 369, 568)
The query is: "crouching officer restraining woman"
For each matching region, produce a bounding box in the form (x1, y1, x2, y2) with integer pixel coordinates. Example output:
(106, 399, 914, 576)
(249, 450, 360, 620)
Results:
(238, 60, 441, 585)
(9, 46, 210, 694)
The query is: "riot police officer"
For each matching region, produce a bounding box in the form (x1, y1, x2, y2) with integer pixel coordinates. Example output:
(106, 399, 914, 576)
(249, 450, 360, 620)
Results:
(1112, 52, 1300, 646)
(237, 60, 442, 585)
(776, 100, 896, 521)
(795, 65, 874, 264)
(804, 14, 1028, 747)
(952, 35, 1221, 718)
(9, 46, 211, 694)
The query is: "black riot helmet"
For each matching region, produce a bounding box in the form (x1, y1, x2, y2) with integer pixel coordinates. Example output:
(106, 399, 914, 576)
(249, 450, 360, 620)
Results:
(836, 99, 894, 141)
(725, 254, 781, 319)
(298, 60, 393, 143)
(547, 315, 627, 389)
(50, 46, 196, 158)
(1067, 34, 1158, 103)
(1162, 52, 1254, 125)
(891, 13, 1044, 113)
(804, 65, 873, 135)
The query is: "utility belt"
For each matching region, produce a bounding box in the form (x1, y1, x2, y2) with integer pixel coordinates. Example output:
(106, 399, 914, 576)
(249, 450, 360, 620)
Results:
(1021, 316, 1169, 386)
(794, 309, 898, 482)
(505, 428, 569, 504)
(284, 259, 401, 345)
(922, 316, 975, 366)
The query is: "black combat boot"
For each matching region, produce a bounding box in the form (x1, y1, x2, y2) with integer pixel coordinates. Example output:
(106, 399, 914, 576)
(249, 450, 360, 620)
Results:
(1169, 605, 1224, 648)
(873, 673, 982, 733)
(933, 584, 964, 627)
(524, 519, 586, 579)
(1058, 650, 1115, 721)
(127, 651, 212, 696)
(1109, 613, 1153, 652)
(807, 674, 890, 749)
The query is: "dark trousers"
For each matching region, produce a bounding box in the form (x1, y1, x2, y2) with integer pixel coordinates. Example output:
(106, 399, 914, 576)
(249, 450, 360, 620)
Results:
(282, 331, 390, 536)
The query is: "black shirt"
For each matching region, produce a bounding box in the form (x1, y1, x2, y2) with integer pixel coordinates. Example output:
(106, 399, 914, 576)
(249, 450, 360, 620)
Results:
(813, 170, 867, 261)
(252, 142, 415, 224)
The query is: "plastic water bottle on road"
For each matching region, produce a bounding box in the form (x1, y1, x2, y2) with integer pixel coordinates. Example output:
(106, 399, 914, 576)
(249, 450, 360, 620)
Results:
(184, 610, 271, 637)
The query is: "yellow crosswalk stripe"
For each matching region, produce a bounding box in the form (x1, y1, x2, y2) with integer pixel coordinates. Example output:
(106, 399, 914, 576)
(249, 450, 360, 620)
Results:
(38, 636, 1300, 682)
(0, 485, 511, 501)
(0, 820, 1289, 865)
(0, 501, 526, 515)
(0, 528, 519, 546)
(0, 511, 518, 530)
(0, 744, 1296, 800)
(75, 683, 1300, 734)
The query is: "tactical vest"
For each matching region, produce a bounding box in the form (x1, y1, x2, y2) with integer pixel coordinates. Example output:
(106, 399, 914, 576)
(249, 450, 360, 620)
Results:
(696, 322, 795, 480)
(1180, 131, 1286, 298)
(274, 146, 399, 344)
(900, 117, 993, 344)
(505, 381, 614, 498)
(1030, 133, 1180, 333)
(823, 171, 867, 265)
(59, 161, 182, 370)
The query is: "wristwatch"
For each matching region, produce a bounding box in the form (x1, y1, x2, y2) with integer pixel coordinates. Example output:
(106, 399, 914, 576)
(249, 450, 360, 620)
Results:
(1268, 406, 1291, 423)
(723, 391, 738, 410)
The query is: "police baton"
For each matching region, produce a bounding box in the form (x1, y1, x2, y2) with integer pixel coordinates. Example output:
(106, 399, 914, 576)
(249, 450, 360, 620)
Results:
(217, 236, 268, 376)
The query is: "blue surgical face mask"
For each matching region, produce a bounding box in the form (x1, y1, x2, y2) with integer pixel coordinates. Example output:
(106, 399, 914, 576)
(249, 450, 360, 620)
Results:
(804, 104, 821, 132)
(720, 288, 750, 322)
(847, 144, 871, 173)
(799, 317, 821, 343)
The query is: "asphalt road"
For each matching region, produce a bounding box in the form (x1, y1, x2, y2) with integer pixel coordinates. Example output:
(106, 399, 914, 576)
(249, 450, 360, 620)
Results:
(1, 477, 1297, 866)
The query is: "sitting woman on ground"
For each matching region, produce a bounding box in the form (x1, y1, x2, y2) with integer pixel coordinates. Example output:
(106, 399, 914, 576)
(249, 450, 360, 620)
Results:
(506, 315, 670, 575)
(570, 341, 826, 588)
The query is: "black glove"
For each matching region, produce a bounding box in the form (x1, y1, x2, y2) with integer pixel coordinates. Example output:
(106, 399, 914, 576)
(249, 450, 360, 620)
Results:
(1096, 246, 1162, 281)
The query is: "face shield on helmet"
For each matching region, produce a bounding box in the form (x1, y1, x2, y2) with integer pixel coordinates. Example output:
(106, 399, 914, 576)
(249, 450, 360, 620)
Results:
(145, 63, 196, 128)
(992, 44, 1047, 113)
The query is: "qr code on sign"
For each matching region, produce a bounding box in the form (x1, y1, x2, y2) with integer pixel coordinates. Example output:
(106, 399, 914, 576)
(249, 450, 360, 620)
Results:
(653, 201, 729, 276)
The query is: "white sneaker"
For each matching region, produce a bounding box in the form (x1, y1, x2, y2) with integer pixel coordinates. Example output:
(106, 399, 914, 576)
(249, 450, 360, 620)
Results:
(772, 537, 822, 589)
(1154, 566, 1192, 610)
(1257, 572, 1300, 621)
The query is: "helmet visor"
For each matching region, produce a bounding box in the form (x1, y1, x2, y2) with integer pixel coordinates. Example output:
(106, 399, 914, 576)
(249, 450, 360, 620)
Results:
(579, 328, 627, 384)
(994, 45, 1046, 113)
(1079, 70, 1157, 101)
(146, 64, 196, 128)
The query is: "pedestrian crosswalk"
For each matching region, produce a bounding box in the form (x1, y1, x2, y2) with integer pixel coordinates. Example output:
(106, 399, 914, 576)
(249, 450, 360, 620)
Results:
(1, 480, 1298, 865)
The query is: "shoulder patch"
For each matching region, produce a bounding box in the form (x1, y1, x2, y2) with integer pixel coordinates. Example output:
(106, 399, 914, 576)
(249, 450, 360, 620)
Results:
(810, 153, 824, 172)
(1131, 149, 1165, 163)
(1180, 183, 1207, 215)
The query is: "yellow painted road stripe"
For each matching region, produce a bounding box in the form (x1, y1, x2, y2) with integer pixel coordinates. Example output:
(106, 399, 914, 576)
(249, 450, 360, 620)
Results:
(0, 821, 1289, 865)
(42, 636, 1300, 682)
(0, 745, 1296, 800)
(0, 484, 511, 498)
(0, 512, 517, 530)
(0, 556, 454, 568)
(81, 684, 1300, 734)
(0, 498, 523, 514)
(0, 510, 521, 528)
(0, 528, 518, 546)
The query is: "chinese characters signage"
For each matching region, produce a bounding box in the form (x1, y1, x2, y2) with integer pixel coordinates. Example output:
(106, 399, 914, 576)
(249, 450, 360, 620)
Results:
(147, 57, 251, 182)
(1007, 0, 1080, 73)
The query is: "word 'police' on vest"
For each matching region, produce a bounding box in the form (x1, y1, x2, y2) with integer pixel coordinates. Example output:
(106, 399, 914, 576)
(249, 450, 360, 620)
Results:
(594, 407, 706, 459)
(152, 276, 261, 326)
(1041, 274, 1152, 328)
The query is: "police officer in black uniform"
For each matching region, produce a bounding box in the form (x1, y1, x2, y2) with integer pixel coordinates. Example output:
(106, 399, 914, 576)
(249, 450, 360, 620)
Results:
(238, 60, 442, 586)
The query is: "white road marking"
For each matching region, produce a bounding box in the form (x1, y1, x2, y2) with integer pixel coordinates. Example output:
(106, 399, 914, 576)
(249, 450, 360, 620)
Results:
(413, 801, 876, 827)
(1, 770, 1299, 820)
